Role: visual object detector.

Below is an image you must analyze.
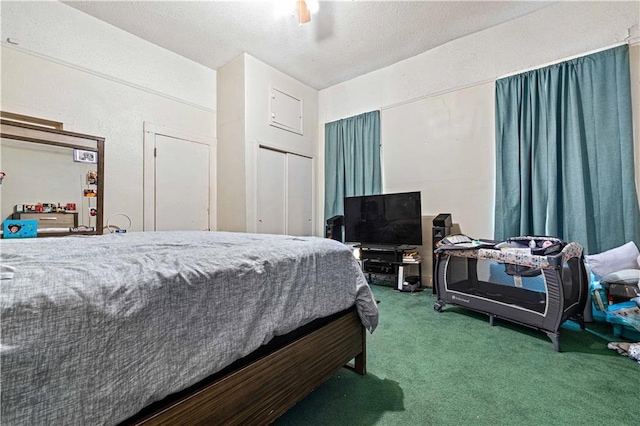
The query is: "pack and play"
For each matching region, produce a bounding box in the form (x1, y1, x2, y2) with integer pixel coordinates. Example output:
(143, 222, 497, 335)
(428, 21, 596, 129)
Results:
(434, 236, 589, 351)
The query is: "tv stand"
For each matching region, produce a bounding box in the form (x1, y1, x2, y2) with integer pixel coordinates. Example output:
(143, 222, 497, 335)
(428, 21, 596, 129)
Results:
(357, 244, 422, 292)
(358, 244, 416, 251)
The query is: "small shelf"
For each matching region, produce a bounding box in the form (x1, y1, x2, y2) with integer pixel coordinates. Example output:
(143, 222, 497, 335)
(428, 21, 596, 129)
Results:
(358, 245, 422, 292)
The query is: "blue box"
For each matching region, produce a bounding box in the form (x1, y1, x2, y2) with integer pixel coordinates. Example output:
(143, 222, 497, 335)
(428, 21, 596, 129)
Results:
(3, 220, 38, 238)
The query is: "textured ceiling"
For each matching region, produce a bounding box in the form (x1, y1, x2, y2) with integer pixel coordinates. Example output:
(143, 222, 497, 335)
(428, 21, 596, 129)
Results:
(63, 1, 555, 89)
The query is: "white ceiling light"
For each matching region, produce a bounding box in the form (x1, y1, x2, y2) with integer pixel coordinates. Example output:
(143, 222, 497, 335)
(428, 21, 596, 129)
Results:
(306, 0, 319, 14)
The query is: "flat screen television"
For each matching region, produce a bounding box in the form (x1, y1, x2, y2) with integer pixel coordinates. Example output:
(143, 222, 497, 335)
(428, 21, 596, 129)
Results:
(344, 191, 422, 246)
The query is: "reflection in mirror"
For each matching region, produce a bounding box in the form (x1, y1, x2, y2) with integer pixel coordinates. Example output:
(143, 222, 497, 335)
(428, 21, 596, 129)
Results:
(0, 138, 99, 233)
(0, 120, 104, 237)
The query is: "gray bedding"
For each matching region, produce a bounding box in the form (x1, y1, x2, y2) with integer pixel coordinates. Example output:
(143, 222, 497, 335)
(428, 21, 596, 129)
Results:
(0, 231, 378, 425)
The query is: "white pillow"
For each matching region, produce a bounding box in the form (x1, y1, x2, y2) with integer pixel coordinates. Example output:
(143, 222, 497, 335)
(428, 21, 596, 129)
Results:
(585, 241, 640, 279)
(600, 269, 640, 286)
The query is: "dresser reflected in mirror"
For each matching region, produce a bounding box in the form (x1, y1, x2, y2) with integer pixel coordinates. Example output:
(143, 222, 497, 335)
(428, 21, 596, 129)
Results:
(0, 119, 104, 237)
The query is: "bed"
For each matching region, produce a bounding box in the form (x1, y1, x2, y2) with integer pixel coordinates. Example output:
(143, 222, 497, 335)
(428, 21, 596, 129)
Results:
(0, 231, 379, 425)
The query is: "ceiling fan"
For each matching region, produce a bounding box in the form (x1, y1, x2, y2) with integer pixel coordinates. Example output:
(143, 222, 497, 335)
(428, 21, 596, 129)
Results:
(298, 0, 321, 24)
(297, 0, 311, 24)
(274, 0, 319, 25)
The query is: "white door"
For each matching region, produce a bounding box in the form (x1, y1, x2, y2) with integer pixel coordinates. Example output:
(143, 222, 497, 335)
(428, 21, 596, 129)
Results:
(155, 134, 210, 231)
(287, 154, 313, 236)
(257, 147, 286, 234)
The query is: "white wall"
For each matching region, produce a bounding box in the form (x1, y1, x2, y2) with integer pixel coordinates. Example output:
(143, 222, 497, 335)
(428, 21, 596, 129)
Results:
(216, 55, 246, 232)
(244, 54, 319, 233)
(0, 1, 215, 110)
(318, 1, 640, 284)
(245, 54, 318, 157)
(381, 82, 495, 238)
(216, 53, 319, 233)
(0, 1, 217, 231)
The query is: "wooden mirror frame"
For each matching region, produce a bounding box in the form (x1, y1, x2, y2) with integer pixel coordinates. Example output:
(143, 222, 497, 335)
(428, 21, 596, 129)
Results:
(0, 119, 105, 237)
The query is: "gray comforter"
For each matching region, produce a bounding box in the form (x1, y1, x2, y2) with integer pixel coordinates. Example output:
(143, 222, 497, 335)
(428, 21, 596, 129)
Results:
(0, 231, 378, 425)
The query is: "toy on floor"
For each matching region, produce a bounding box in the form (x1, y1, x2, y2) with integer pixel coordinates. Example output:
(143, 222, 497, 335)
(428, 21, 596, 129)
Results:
(607, 341, 640, 363)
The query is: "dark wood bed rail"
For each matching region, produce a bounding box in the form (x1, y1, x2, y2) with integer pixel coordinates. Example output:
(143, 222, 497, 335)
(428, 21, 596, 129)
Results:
(129, 308, 366, 425)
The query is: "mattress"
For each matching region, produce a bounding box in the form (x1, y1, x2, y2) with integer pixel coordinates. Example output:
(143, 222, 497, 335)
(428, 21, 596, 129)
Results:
(0, 231, 379, 425)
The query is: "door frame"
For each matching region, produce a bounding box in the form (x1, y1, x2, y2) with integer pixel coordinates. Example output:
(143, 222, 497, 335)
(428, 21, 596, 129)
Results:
(143, 122, 217, 231)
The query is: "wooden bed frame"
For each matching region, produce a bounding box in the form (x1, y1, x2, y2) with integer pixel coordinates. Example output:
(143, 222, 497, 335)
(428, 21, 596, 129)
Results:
(125, 308, 366, 425)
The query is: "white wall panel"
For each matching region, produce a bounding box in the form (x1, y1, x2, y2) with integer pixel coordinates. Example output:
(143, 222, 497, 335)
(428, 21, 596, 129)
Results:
(0, 1, 216, 111)
(381, 83, 495, 239)
(216, 55, 246, 231)
(245, 54, 317, 158)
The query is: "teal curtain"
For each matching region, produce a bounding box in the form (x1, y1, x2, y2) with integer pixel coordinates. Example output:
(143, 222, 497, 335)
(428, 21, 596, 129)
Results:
(495, 45, 640, 254)
(325, 110, 382, 222)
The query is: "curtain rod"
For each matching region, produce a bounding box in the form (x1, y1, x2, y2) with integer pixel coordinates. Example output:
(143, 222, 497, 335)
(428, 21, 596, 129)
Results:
(381, 39, 637, 113)
(496, 40, 631, 80)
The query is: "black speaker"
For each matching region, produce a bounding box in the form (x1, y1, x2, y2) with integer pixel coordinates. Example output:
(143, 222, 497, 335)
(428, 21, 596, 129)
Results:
(326, 215, 344, 242)
(432, 213, 452, 294)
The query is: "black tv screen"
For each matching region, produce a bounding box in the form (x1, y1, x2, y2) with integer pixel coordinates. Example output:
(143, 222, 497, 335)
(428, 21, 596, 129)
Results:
(344, 191, 423, 246)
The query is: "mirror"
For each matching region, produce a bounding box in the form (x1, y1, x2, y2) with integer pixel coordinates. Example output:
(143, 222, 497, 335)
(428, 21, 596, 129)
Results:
(0, 119, 104, 237)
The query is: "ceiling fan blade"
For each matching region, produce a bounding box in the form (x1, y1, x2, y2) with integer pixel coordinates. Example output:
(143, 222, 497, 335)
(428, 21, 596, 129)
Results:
(297, 0, 311, 24)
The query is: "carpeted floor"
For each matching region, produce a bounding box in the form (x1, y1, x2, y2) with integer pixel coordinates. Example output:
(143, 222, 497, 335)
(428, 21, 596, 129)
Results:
(276, 285, 639, 426)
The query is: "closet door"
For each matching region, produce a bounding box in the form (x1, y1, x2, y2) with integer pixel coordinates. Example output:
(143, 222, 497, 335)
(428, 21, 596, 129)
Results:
(286, 153, 313, 236)
(257, 147, 286, 234)
(155, 135, 210, 231)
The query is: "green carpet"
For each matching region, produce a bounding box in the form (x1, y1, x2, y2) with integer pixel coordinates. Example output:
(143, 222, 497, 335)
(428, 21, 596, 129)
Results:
(277, 285, 638, 426)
